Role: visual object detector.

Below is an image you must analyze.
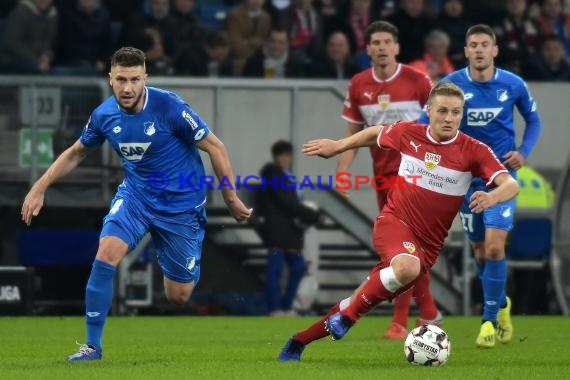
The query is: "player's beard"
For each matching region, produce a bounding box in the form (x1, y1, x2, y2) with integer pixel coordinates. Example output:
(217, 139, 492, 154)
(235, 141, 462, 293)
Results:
(471, 57, 492, 72)
(116, 88, 145, 113)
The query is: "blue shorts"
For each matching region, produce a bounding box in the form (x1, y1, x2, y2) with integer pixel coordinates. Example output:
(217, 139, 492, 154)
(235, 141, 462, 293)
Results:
(100, 191, 206, 283)
(459, 181, 515, 242)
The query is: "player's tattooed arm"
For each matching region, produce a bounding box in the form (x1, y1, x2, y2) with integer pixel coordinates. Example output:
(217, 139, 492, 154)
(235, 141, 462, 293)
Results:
(469, 173, 519, 214)
(198, 132, 253, 222)
(303, 126, 379, 159)
(21, 139, 93, 225)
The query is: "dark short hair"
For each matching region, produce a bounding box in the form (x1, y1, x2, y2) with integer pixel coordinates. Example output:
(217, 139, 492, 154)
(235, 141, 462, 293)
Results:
(541, 34, 564, 48)
(206, 30, 230, 48)
(428, 81, 465, 105)
(465, 24, 497, 45)
(110, 47, 146, 67)
(364, 21, 399, 45)
(270, 28, 288, 36)
(271, 140, 293, 157)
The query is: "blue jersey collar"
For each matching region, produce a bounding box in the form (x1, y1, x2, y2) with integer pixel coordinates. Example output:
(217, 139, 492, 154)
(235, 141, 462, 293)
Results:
(464, 67, 499, 83)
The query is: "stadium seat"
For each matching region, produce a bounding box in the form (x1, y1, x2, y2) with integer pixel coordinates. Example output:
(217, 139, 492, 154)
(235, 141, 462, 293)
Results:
(196, 0, 230, 29)
(17, 229, 99, 266)
(506, 218, 552, 262)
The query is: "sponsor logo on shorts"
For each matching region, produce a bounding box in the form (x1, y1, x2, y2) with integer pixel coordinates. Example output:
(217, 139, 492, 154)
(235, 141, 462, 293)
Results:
(501, 206, 512, 218)
(186, 257, 196, 271)
(109, 199, 123, 214)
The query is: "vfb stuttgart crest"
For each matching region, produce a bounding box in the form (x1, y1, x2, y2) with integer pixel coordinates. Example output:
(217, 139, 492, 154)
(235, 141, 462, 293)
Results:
(378, 94, 390, 110)
(424, 152, 441, 170)
(403, 241, 416, 253)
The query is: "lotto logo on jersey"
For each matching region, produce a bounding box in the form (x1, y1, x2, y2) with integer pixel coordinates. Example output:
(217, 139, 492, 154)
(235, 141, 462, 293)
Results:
(466, 108, 503, 126)
(119, 142, 151, 161)
(403, 241, 416, 253)
(424, 152, 441, 170)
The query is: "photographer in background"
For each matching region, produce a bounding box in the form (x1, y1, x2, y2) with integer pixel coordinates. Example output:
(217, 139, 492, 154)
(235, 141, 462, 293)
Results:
(257, 140, 322, 316)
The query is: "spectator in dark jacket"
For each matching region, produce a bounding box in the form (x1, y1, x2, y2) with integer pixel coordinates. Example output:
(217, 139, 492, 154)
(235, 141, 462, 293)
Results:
(0, 0, 58, 74)
(386, 0, 434, 63)
(175, 30, 234, 76)
(436, 0, 471, 68)
(120, 0, 177, 59)
(243, 29, 306, 78)
(308, 30, 359, 79)
(523, 35, 570, 80)
(493, 0, 541, 74)
(170, 0, 205, 57)
(227, 0, 272, 74)
(54, 0, 112, 76)
(257, 140, 321, 316)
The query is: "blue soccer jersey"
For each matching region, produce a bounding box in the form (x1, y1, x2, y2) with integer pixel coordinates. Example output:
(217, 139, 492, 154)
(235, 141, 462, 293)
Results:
(420, 67, 542, 161)
(80, 86, 210, 213)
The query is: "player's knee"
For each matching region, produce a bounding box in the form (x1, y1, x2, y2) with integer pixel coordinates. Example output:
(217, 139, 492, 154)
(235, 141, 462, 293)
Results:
(484, 243, 505, 260)
(392, 256, 421, 285)
(96, 237, 128, 266)
(166, 290, 191, 305)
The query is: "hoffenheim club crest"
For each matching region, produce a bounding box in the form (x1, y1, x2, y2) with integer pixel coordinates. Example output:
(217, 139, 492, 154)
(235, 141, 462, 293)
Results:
(144, 122, 156, 136)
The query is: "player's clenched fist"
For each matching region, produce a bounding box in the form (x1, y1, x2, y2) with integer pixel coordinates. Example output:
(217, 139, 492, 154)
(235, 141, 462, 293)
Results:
(227, 197, 253, 222)
(21, 187, 45, 226)
(303, 139, 340, 159)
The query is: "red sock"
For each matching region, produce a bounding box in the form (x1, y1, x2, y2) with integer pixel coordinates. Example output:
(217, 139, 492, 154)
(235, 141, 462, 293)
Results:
(391, 287, 414, 327)
(413, 271, 438, 320)
(342, 266, 413, 322)
(295, 304, 340, 345)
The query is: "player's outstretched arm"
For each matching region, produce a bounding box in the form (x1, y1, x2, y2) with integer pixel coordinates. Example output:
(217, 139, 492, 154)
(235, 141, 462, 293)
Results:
(198, 132, 253, 222)
(21, 139, 92, 225)
(469, 173, 519, 214)
(303, 126, 380, 159)
(335, 123, 363, 199)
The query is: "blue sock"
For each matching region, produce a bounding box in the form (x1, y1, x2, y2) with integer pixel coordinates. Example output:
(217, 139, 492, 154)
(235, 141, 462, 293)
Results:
(85, 259, 116, 350)
(281, 252, 306, 311)
(481, 258, 507, 322)
(266, 249, 284, 313)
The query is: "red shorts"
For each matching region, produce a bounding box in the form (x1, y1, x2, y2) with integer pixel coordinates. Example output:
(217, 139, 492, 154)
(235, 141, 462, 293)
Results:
(372, 212, 437, 271)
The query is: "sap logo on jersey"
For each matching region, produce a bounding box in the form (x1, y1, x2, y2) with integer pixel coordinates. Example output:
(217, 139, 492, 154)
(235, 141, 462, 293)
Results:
(119, 142, 151, 161)
(467, 108, 503, 126)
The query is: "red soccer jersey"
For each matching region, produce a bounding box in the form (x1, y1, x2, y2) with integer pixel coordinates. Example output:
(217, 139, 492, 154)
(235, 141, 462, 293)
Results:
(341, 64, 432, 178)
(377, 121, 508, 267)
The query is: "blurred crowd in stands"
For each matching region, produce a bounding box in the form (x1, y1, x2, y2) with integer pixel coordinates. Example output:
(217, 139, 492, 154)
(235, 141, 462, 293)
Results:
(1, 0, 570, 81)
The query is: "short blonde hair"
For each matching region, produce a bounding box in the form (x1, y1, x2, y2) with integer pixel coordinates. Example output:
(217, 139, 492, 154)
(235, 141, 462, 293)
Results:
(428, 81, 465, 105)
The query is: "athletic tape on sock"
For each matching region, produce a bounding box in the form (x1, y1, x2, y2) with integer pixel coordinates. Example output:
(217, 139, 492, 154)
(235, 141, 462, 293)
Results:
(379, 267, 403, 293)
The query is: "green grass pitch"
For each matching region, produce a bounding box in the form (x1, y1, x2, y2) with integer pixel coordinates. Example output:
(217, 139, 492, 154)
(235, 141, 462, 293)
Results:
(0, 316, 569, 379)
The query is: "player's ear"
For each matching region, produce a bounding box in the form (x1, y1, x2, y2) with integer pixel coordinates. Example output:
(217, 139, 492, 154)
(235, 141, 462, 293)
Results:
(492, 44, 499, 58)
(108, 71, 112, 86)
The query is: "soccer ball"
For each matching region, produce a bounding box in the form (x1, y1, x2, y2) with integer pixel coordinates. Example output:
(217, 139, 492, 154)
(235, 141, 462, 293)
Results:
(404, 324, 451, 366)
